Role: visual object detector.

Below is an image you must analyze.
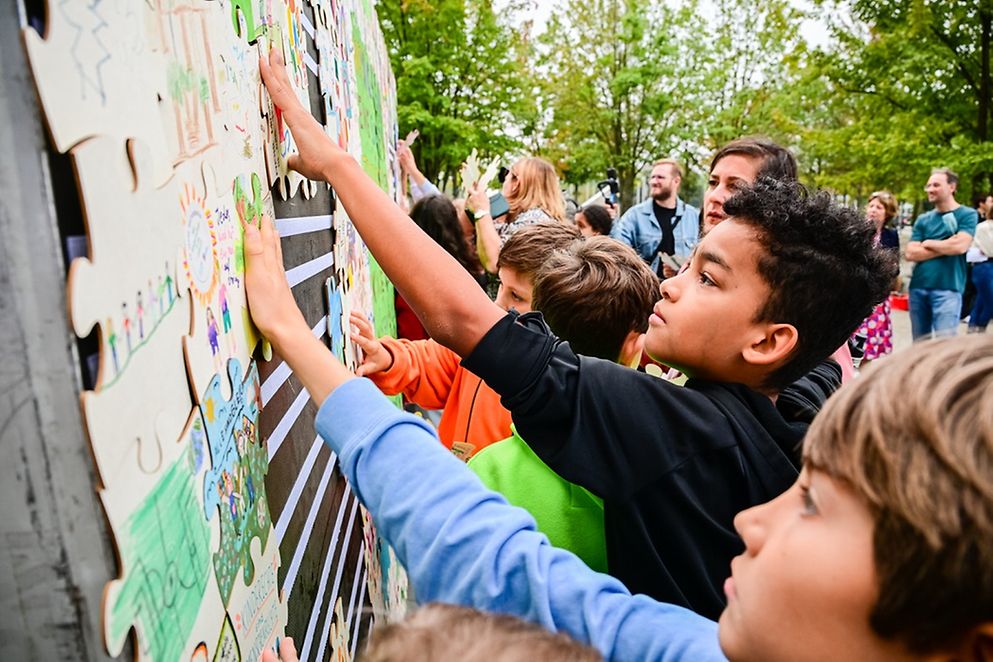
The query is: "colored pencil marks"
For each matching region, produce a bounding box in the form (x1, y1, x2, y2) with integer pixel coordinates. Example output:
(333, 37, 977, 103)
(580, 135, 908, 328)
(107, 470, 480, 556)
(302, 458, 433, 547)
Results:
(200, 359, 271, 607)
(105, 423, 211, 661)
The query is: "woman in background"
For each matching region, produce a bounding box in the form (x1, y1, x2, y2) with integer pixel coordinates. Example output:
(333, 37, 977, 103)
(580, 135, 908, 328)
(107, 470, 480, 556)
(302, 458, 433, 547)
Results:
(396, 195, 485, 340)
(468, 157, 566, 273)
(574, 204, 613, 237)
(854, 191, 900, 364)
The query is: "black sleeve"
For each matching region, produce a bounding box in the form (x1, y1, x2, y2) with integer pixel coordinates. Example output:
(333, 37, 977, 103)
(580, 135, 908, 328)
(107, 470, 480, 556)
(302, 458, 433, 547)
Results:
(463, 312, 731, 500)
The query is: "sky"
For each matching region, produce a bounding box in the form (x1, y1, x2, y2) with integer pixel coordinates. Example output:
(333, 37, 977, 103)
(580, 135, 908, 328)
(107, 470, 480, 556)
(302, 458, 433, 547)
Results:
(496, 0, 833, 49)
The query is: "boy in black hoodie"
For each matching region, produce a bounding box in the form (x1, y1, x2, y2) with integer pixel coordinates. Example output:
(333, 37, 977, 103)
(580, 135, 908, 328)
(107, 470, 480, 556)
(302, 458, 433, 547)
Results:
(259, 49, 897, 620)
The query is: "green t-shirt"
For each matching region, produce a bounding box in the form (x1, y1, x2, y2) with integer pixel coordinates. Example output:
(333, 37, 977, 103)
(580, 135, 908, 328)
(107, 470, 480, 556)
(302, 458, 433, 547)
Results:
(909, 206, 979, 292)
(468, 426, 607, 573)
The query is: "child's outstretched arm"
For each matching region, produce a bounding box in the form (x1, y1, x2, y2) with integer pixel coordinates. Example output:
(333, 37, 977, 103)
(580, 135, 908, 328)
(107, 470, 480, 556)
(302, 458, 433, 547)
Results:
(259, 49, 504, 358)
(242, 213, 351, 404)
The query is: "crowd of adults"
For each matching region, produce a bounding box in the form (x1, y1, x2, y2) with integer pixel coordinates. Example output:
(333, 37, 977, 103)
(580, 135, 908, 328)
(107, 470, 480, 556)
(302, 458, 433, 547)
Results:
(395, 137, 993, 361)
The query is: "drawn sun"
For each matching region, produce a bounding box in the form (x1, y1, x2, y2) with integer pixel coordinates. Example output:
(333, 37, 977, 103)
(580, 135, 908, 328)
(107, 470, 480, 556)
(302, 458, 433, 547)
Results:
(181, 184, 219, 306)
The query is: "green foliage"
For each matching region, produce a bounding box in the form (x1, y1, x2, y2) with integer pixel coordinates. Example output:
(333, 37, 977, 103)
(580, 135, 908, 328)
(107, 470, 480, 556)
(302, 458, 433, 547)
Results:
(377, 0, 534, 190)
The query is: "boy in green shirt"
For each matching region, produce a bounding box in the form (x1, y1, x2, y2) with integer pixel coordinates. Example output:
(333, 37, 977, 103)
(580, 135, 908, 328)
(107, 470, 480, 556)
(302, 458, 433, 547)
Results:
(469, 237, 659, 572)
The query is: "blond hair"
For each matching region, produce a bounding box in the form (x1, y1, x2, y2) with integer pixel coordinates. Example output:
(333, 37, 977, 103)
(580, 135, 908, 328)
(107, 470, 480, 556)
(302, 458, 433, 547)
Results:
(804, 336, 993, 653)
(652, 158, 683, 180)
(506, 157, 566, 223)
(363, 603, 601, 661)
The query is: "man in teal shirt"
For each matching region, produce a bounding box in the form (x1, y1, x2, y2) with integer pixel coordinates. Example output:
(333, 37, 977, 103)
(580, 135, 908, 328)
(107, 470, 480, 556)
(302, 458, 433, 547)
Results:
(905, 168, 978, 340)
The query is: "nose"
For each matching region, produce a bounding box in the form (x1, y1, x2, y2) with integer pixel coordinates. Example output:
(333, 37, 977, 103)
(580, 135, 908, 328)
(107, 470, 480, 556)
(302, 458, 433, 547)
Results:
(733, 500, 769, 557)
(659, 274, 679, 301)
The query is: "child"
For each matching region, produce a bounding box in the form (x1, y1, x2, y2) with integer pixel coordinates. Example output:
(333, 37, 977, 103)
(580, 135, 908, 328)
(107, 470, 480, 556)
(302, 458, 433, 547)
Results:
(259, 50, 894, 618)
(349, 222, 581, 460)
(243, 207, 993, 659)
(469, 237, 659, 573)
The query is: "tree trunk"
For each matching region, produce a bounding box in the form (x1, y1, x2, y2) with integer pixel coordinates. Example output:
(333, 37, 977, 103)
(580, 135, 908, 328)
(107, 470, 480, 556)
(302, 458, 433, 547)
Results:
(619, 167, 637, 212)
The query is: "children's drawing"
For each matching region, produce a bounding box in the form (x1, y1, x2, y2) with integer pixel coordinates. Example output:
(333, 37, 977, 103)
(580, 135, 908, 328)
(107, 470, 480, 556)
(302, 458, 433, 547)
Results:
(103, 412, 213, 662)
(28, 0, 403, 655)
(200, 359, 271, 607)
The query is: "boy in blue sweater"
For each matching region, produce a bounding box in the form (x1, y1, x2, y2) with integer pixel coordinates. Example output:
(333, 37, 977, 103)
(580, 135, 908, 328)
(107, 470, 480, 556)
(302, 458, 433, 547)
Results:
(258, 50, 893, 619)
(244, 206, 993, 660)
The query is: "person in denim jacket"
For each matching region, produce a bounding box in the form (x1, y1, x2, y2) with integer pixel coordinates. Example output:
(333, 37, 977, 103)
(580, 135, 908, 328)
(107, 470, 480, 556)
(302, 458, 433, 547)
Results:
(610, 159, 700, 278)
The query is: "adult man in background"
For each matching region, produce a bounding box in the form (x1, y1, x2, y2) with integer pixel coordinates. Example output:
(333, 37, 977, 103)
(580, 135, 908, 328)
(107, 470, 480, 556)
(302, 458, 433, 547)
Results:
(611, 159, 699, 278)
(906, 167, 978, 340)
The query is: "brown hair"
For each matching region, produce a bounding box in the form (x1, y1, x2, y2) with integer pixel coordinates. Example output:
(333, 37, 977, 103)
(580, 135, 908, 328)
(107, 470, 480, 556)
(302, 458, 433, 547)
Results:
(867, 190, 898, 222)
(709, 136, 797, 182)
(804, 336, 993, 653)
(652, 158, 683, 180)
(533, 237, 658, 361)
(506, 157, 567, 223)
(931, 167, 959, 188)
(496, 221, 582, 281)
(363, 603, 602, 661)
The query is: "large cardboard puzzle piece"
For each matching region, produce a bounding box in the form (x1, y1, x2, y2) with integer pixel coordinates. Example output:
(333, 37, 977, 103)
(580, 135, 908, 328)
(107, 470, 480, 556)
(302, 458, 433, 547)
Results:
(26, 0, 407, 657)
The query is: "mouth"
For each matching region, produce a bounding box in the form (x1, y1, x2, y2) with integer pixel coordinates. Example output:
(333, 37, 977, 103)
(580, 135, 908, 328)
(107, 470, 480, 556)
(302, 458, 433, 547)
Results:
(724, 576, 737, 601)
(706, 210, 725, 223)
(649, 304, 666, 326)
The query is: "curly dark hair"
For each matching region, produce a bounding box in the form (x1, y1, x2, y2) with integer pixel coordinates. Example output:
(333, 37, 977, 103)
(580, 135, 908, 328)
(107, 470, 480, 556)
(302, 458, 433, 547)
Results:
(410, 195, 482, 276)
(723, 178, 898, 389)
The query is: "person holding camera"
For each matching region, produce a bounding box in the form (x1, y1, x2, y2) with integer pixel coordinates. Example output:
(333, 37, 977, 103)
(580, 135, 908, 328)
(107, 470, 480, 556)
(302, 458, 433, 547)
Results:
(610, 159, 699, 278)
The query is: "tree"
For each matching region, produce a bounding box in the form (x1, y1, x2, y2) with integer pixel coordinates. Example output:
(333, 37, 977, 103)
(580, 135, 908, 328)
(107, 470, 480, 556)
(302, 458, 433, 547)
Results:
(377, 0, 534, 191)
(538, 0, 807, 208)
(789, 0, 993, 204)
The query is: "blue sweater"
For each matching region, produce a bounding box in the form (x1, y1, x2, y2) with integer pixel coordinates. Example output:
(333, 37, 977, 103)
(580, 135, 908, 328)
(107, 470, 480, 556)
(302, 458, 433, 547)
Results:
(315, 378, 725, 661)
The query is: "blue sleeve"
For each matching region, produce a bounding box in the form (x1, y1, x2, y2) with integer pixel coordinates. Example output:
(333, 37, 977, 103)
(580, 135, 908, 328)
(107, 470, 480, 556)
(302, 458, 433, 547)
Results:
(609, 207, 637, 247)
(314, 378, 725, 662)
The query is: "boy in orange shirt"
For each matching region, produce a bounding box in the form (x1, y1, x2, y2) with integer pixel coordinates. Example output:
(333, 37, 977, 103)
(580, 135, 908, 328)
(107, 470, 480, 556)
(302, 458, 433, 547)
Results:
(349, 222, 581, 460)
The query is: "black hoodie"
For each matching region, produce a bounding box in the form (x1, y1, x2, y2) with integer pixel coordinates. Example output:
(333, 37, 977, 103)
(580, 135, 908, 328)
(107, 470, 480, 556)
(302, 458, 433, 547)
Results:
(463, 312, 841, 620)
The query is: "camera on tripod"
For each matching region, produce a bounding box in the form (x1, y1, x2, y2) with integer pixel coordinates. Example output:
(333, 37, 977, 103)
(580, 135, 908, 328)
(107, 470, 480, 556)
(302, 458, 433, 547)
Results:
(597, 167, 619, 207)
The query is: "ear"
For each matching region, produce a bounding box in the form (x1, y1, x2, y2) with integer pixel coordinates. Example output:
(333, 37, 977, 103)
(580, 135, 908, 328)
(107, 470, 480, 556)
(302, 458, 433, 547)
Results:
(741, 323, 798, 368)
(618, 331, 645, 368)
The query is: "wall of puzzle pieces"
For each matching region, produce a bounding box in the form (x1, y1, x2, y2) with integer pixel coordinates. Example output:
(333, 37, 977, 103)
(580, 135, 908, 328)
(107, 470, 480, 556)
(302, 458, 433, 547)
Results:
(23, 0, 407, 660)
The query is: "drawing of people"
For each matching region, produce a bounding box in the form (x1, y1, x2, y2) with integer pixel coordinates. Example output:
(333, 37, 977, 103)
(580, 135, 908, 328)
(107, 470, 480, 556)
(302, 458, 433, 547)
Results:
(219, 282, 232, 333)
(245, 471, 255, 509)
(147, 278, 158, 325)
(157, 274, 165, 315)
(206, 307, 220, 357)
(136, 290, 145, 340)
(105, 317, 119, 374)
(121, 302, 132, 354)
(164, 261, 175, 305)
(235, 429, 246, 457)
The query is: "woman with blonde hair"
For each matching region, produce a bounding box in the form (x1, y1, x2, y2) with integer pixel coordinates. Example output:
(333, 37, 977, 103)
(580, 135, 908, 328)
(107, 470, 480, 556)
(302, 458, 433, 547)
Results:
(854, 190, 900, 363)
(467, 157, 566, 273)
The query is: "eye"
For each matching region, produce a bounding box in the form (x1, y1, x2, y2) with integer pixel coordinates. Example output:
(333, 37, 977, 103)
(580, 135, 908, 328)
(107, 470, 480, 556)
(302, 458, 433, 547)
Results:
(511, 292, 524, 302)
(707, 178, 718, 189)
(698, 271, 716, 287)
(799, 485, 818, 517)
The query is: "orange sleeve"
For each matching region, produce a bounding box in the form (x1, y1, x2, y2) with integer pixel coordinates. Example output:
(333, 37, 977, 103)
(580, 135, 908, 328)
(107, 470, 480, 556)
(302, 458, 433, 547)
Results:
(367, 337, 461, 410)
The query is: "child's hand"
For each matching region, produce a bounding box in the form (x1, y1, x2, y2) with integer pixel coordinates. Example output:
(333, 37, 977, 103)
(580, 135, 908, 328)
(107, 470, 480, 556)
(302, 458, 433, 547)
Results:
(260, 637, 297, 662)
(259, 48, 342, 182)
(242, 214, 307, 343)
(348, 311, 394, 376)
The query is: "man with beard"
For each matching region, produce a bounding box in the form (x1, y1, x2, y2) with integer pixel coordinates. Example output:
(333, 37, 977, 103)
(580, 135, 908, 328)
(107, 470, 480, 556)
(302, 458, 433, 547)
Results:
(611, 159, 699, 278)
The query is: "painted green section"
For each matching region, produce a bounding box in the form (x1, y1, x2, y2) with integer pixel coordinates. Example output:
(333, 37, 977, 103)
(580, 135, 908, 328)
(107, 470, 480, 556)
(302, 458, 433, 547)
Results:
(108, 443, 210, 661)
(352, 15, 387, 190)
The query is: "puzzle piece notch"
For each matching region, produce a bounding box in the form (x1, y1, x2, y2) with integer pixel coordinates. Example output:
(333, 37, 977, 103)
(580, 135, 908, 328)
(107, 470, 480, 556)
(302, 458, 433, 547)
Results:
(199, 358, 272, 608)
(22, 0, 174, 185)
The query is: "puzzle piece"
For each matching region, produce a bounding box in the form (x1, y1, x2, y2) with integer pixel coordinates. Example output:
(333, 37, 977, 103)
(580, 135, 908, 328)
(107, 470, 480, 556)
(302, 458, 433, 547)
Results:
(103, 410, 215, 662)
(225, 535, 286, 662)
(180, 163, 267, 402)
(23, 0, 174, 185)
(68, 136, 194, 488)
(199, 358, 272, 607)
